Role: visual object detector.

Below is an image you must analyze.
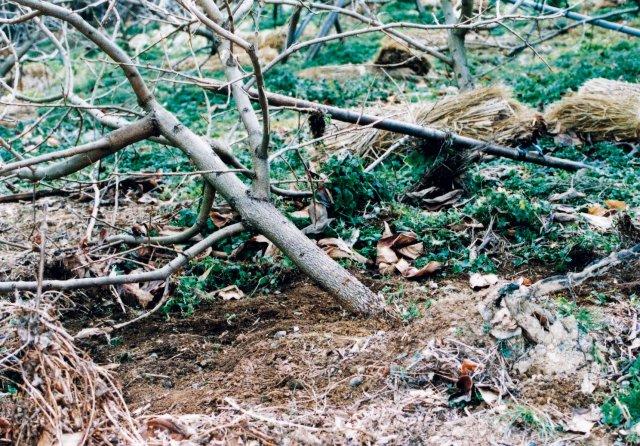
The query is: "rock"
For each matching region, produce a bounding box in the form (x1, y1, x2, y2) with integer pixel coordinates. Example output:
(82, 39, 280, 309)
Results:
(274, 330, 287, 339)
(349, 375, 364, 387)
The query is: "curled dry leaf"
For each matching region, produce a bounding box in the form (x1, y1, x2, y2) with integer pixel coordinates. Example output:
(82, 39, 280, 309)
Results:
(420, 189, 463, 210)
(210, 210, 236, 228)
(604, 199, 627, 210)
(395, 258, 442, 279)
(215, 285, 245, 300)
(232, 235, 279, 259)
(376, 222, 436, 278)
(317, 238, 369, 264)
(302, 202, 334, 235)
(469, 273, 499, 291)
(460, 359, 479, 376)
(121, 283, 154, 308)
(580, 213, 613, 230)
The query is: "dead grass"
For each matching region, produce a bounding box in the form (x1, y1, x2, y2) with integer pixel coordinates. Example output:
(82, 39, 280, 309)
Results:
(0, 299, 141, 444)
(322, 85, 545, 162)
(546, 78, 640, 142)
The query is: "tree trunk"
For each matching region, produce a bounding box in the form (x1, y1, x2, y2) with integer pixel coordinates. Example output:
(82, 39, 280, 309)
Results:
(442, 0, 474, 91)
(152, 103, 384, 315)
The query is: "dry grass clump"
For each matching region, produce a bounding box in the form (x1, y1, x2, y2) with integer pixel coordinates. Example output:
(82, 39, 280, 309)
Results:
(373, 37, 431, 75)
(419, 85, 544, 145)
(297, 63, 374, 81)
(546, 78, 640, 142)
(0, 298, 142, 445)
(321, 85, 544, 162)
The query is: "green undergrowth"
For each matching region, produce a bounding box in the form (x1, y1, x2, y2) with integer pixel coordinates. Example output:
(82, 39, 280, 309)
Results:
(601, 355, 640, 443)
(497, 39, 640, 107)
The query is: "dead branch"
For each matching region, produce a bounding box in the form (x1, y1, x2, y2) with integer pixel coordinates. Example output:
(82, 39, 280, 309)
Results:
(206, 82, 591, 171)
(506, 0, 640, 38)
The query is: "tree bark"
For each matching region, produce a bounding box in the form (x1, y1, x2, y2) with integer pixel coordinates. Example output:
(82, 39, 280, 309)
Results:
(152, 103, 383, 315)
(441, 0, 474, 91)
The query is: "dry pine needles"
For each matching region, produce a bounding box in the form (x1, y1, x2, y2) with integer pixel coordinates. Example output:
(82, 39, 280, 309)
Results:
(0, 299, 142, 445)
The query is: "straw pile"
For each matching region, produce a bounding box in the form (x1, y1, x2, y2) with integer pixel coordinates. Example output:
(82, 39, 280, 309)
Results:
(0, 299, 142, 444)
(321, 85, 544, 162)
(373, 37, 431, 75)
(546, 78, 640, 142)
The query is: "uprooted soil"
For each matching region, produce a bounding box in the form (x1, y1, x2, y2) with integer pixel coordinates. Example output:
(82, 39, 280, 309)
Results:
(58, 274, 619, 445)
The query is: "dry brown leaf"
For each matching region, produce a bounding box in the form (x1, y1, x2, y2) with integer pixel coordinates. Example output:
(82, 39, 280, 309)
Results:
(399, 260, 442, 279)
(210, 210, 235, 228)
(232, 235, 278, 259)
(215, 285, 245, 301)
(317, 238, 369, 264)
(587, 203, 607, 216)
(377, 245, 399, 265)
(122, 283, 154, 308)
(604, 199, 627, 210)
(397, 242, 424, 260)
(460, 359, 479, 375)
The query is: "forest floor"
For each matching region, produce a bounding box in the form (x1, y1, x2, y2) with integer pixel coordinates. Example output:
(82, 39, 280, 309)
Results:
(2, 196, 638, 444)
(3, 1, 640, 444)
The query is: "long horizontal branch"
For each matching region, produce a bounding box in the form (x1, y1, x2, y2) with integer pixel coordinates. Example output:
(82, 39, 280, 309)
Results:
(506, 0, 640, 37)
(508, 6, 640, 56)
(11, 116, 158, 181)
(204, 82, 591, 171)
(0, 222, 245, 293)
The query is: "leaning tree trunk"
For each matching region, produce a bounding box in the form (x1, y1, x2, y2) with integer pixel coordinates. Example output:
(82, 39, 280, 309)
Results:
(1, 0, 384, 316)
(152, 104, 383, 315)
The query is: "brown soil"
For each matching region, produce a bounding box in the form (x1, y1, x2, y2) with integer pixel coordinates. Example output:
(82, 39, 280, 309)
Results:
(61, 275, 612, 444)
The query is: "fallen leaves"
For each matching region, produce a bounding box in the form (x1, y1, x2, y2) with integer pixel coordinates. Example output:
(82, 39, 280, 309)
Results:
(215, 285, 245, 301)
(317, 238, 369, 264)
(232, 235, 279, 259)
(122, 284, 152, 308)
(376, 223, 441, 279)
(469, 273, 499, 291)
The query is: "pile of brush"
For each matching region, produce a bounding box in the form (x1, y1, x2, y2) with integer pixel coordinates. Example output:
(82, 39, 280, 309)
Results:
(322, 85, 545, 163)
(0, 298, 142, 444)
(546, 78, 640, 142)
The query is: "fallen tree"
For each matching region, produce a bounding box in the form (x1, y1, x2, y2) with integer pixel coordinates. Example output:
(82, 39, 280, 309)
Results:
(0, 0, 382, 315)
